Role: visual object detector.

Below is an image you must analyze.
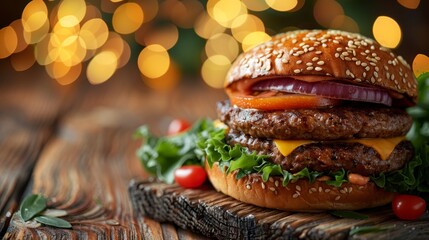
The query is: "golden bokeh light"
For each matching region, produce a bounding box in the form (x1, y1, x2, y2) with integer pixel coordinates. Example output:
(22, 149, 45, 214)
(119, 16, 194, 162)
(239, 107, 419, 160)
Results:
(242, 0, 269, 11)
(209, 0, 247, 28)
(397, 0, 420, 9)
(313, 0, 344, 28)
(112, 2, 144, 34)
(201, 55, 231, 89)
(87, 51, 118, 84)
(0, 26, 18, 59)
(45, 60, 72, 79)
(21, 0, 48, 31)
(54, 62, 82, 85)
(141, 24, 179, 50)
(138, 44, 170, 79)
(412, 54, 429, 77)
(330, 15, 359, 33)
(242, 31, 271, 52)
(10, 20, 28, 53)
(57, 0, 86, 27)
(10, 46, 35, 71)
(82, 4, 102, 24)
(142, 60, 180, 91)
(205, 33, 239, 61)
(101, 32, 130, 69)
(372, 16, 402, 48)
(170, 0, 204, 29)
(34, 33, 56, 65)
(79, 18, 109, 50)
(57, 35, 87, 67)
(194, 12, 226, 39)
(265, 0, 298, 12)
(138, 0, 158, 23)
(231, 14, 265, 43)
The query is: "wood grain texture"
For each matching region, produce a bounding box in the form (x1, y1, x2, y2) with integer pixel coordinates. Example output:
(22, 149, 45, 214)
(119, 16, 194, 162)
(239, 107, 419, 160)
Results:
(1, 65, 222, 239)
(129, 180, 429, 240)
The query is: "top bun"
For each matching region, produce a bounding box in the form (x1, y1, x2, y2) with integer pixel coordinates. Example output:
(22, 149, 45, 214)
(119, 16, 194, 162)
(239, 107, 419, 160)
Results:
(226, 29, 417, 100)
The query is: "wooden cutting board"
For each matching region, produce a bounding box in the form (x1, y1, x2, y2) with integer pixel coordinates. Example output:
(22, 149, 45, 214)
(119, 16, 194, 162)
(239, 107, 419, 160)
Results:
(129, 179, 429, 240)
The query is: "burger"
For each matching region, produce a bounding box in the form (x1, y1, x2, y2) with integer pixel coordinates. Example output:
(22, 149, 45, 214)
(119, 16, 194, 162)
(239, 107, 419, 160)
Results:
(203, 29, 418, 211)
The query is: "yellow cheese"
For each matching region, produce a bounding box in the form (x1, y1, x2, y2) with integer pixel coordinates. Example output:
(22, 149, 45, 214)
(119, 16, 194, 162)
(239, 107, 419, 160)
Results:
(274, 136, 405, 160)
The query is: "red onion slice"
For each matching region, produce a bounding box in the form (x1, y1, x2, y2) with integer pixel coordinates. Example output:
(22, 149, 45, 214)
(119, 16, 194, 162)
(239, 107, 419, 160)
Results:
(251, 78, 392, 106)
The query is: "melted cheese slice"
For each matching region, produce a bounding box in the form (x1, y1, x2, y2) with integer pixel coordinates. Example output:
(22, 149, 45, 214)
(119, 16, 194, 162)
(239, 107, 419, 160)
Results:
(274, 136, 405, 160)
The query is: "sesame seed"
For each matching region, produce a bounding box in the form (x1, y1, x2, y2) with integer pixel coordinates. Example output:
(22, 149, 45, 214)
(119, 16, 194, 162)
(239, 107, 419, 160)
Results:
(275, 181, 279, 187)
(356, 78, 362, 82)
(374, 72, 379, 78)
(348, 187, 353, 193)
(322, 43, 327, 47)
(361, 62, 368, 67)
(324, 189, 331, 193)
(375, 66, 379, 72)
(315, 51, 322, 55)
(294, 69, 301, 74)
(386, 72, 390, 79)
(356, 61, 361, 66)
(345, 57, 351, 61)
(310, 187, 317, 193)
(312, 57, 319, 62)
(341, 52, 349, 56)
(282, 58, 289, 63)
(358, 186, 364, 190)
(297, 50, 304, 55)
(315, 67, 323, 71)
(335, 196, 341, 201)
(336, 47, 343, 52)
(293, 193, 299, 198)
(335, 53, 340, 58)
(363, 72, 367, 78)
(333, 40, 340, 44)
(269, 187, 276, 192)
(391, 74, 395, 80)
(365, 66, 370, 71)
(317, 61, 325, 65)
(261, 182, 266, 189)
(370, 62, 377, 66)
(296, 185, 302, 191)
(292, 39, 297, 44)
(306, 62, 313, 66)
(296, 60, 302, 64)
(308, 47, 315, 51)
(319, 187, 323, 192)
(307, 66, 314, 71)
(246, 184, 251, 190)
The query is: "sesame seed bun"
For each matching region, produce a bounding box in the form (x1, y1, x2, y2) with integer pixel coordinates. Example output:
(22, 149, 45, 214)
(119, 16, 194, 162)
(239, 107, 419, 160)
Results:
(226, 29, 417, 101)
(206, 162, 395, 211)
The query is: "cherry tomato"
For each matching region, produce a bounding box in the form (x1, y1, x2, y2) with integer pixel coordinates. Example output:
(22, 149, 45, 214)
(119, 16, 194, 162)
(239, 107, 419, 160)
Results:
(392, 194, 427, 220)
(174, 165, 207, 189)
(226, 89, 340, 110)
(167, 119, 191, 135)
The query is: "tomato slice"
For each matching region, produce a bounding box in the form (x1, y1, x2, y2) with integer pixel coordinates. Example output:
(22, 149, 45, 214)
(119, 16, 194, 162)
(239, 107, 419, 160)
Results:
(226, 89, 340, 110)
(167, 119, 191, 135)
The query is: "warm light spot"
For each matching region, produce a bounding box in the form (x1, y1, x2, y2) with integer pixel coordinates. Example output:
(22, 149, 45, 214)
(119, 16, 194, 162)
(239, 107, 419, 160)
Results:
(111, 0, 124, 2)
(35, 33, 56, 65)
(330, 15, 359, 33)
(22, 0, 48, 32)
(138, 44, 170, 79)
(231, 14, 265, 43)
(194, 12, 226, 39)
(54, 63, 82, 85)
(45, 60, 71, 79)
(101, 32, 130, 69)
(205, 33, 239, 61)
(112, 2, 144, 34)
(79, 18, 109, 50)
(170, 0, 204, 29)
(397, 0, 420, 9)
(0, 26, 18, 59)
(10, 46, 35, 71)
(82, 4, 102, 23)
(57, 35, 87, 67)
(372, 16, 402, 48)
(242, 31, 271, 52)
(265, 0, 298, 11)
(313, 0, 344, 28)
(23, 15, 50, 44)
(10, 20, 28, 53)
(201, 55, 231, 89)
(142, 61, 180, 91)
(57, 0, 86, 27)
(210, 0, 247, 28)
(138, 0, 158, 23)
(412, 54, 429, 78)
(242, 0, 269, 11)
(142, 24, 179, 50)
(87, 51, 118, 84)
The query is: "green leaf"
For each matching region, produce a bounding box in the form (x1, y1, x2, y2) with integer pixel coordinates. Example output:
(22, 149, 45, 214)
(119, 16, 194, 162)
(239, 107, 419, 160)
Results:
(325, 169, 347, 187)
(329, 210, 369, 220)
(20, 194, 47, 221)
(349, 225, 392, 236)
(34, 215, 72, 229)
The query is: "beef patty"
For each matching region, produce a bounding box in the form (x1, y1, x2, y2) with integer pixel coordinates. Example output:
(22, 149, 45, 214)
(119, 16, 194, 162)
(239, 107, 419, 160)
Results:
(226, 130, 413, 176)
(218, 101, 412, 140)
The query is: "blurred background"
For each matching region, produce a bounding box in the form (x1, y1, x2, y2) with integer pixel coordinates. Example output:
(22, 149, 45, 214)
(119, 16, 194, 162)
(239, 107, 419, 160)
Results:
(0, 0, 428, 90)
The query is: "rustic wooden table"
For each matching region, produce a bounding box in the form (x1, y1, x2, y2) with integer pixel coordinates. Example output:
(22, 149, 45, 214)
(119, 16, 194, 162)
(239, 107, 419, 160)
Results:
(0, 64, 222, 239)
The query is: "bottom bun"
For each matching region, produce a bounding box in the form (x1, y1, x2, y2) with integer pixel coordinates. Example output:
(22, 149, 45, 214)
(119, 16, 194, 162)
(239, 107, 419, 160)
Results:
(205, 162, 394, 211)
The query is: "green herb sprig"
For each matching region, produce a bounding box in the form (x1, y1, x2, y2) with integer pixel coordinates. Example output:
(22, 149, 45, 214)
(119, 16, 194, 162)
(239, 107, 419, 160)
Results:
(19, 194, 71, 229)
(329, 210, 369, 220)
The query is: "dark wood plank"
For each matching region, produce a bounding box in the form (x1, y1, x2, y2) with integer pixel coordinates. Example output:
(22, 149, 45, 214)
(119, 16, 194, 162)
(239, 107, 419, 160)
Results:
(1, 65, 222, 238)
(129, 180, 429, 240)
